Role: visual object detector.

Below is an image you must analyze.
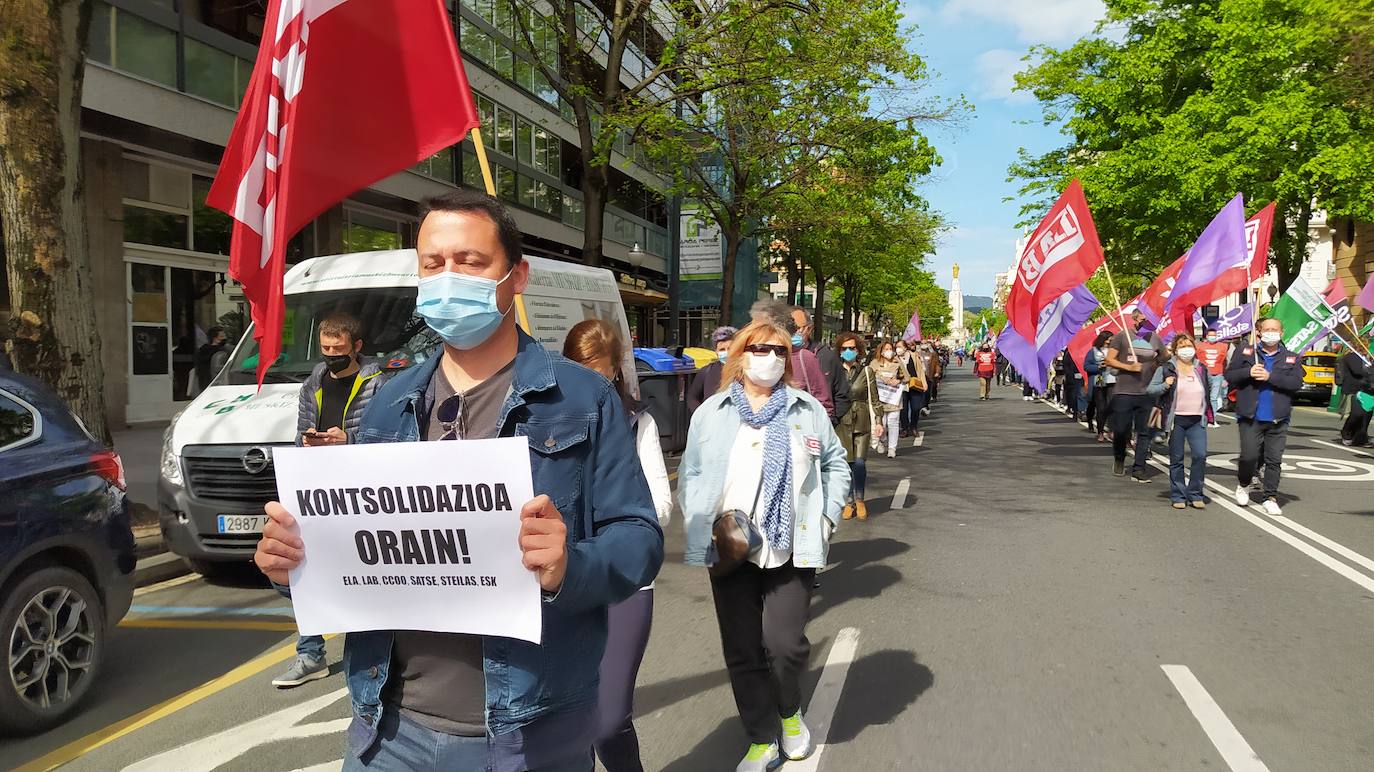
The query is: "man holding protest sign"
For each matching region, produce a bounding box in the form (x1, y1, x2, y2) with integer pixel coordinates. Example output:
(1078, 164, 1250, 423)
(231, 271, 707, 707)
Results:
(1225, 317, 1305, 515)
(255, 191, 664, 771)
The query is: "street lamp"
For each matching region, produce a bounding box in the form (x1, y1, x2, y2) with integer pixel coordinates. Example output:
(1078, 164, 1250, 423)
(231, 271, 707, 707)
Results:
(627, 243, 647, 270)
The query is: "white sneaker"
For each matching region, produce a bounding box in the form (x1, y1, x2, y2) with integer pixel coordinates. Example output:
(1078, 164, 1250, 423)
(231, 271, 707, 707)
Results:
(912, 432, 923, 447)
(887, 449, 897, 459)
(1234, 486, 1250, 507)
(780, 711, 814, 760)
(736, 742, 781, 772)
(1263, 498, 1283, 516)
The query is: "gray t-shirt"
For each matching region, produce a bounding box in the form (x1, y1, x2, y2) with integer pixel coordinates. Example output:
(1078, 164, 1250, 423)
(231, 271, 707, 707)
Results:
(385, 361, 516, 736)
(1109, 329, 1167, 395)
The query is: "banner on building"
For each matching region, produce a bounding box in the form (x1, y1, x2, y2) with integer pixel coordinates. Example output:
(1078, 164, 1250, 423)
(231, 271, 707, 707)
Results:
(680, 209, 723, 280)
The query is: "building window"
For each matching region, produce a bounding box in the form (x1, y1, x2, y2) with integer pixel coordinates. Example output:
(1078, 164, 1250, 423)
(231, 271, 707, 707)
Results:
(462, 149, 482, 189)
(184, 38, 240, 106)
(192, 177, 232, 254)
(88, 2, 114, 65)
(115, 9, 178, 87)
(495, 107, 515, 156)
(414, 148, 456, 183)
(124, 205, 190, 250)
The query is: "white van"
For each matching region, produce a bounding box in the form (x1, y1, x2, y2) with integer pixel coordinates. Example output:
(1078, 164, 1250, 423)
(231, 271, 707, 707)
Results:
(157, 249, 635, 576)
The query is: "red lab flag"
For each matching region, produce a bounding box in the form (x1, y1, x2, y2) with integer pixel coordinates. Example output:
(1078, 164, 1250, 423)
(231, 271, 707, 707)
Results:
(1136, 253, 1187, 325)
(1007, 180, 1106, 342)
(207, 0, 481, 385)
(1164, 202, 1275, 334)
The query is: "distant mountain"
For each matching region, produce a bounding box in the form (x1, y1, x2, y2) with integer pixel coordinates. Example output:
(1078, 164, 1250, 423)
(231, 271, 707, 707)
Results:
(963, 295, 995, 313)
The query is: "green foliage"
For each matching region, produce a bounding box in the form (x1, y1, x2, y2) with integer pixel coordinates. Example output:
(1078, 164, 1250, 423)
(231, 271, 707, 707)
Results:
(1011, 0, 1374, 289)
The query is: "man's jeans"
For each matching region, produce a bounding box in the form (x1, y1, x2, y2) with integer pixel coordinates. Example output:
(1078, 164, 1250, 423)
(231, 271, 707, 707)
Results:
(297, 634, 325, 660)
(1168, 415, 1207, 503)
(1208, 373, 1227, 415)
(1238, 417, 1289, 499)
(343, 710, 595, 772)
(1110, 393, 1155, 473)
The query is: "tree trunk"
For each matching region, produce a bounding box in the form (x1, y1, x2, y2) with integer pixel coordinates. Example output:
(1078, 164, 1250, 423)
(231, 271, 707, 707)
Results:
(580, 163, 608, 266)
(784, 248, 799, 306)
(0, 0, 108, 443)
(812, 267, 826, 336)
(720, 226, 742, 326)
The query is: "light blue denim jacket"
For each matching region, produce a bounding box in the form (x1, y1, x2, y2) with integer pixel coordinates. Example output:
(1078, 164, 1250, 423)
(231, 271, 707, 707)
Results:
(679, 386, 850, 568)
(342, 331, 663, 760)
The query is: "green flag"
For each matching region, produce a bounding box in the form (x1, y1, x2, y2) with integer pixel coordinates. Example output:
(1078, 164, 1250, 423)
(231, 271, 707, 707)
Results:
(1270, 277, 1335, 352)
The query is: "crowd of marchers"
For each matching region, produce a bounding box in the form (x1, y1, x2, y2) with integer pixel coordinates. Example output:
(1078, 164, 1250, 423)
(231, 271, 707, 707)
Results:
(252, 189, 956, 772)
(978, 311, 1374, 513)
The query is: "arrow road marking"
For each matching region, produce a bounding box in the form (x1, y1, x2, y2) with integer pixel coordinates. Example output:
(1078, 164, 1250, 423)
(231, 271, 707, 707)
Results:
(1161, 665, 1270, 772)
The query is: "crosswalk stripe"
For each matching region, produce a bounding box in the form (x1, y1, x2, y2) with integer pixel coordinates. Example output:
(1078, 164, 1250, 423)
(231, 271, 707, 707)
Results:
(890, 477, 911, 510)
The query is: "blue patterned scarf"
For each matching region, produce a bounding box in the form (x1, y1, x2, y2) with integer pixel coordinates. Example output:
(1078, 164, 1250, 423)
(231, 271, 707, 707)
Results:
(730, 379, 793, 551)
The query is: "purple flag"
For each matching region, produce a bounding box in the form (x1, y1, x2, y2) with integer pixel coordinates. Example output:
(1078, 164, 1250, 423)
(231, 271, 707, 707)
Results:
(1204, 303, 1254, 340)
(1357, 274, 1374, 314)
(997, 284, 1100, 393)
(903, 309, 922, 342)
(1165, 194, 1249, 334)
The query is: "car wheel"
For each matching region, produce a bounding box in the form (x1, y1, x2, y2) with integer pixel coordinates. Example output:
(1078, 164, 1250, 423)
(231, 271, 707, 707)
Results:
(0, 566, 105, 735)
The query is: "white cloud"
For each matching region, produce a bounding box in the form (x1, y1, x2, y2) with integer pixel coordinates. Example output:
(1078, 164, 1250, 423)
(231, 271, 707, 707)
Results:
(974, 49, 1036, 104)
(940, 0, 1106, 45)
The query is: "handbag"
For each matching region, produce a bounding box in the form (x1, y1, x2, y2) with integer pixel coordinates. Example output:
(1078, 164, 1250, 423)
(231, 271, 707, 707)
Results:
(708, 473, 767, 578)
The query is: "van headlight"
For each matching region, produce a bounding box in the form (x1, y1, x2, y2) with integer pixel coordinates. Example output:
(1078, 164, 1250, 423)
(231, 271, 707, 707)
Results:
(160, 413, 184, 486)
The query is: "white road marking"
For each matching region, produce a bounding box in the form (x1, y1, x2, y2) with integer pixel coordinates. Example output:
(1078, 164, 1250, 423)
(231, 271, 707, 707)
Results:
(123, 688, 350, 771)
(1313, 438, 1374, 459)
(1161, 665, 1270, 772)
(133, 572, 201, 597)
(786, 627, 861, 772)
(1202, 452, 1374, 482)
(890, 477, 911, 510)
(292, 764, 342, 772)
(1216, 412, 1237, 421)
(1147, 454, 1374, 594)
(911, 431, 924, 447)
(1267, 515, 1374, 575)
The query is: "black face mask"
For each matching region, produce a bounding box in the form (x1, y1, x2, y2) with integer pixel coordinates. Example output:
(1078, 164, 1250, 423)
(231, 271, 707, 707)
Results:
(325, 353, 355, 374)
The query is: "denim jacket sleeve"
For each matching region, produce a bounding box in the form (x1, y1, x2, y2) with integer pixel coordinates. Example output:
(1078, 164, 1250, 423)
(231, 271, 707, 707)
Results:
(816, 404, 850, 529)
(1145, 365, 1168, 397)
(678, 397, 715, 567)
(545, 385, 664, 615)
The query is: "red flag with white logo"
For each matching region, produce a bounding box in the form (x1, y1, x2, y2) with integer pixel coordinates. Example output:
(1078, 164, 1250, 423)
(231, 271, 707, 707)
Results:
(1137, 253, 1187, 325)
(206, 0, 480, 385)
(1006, 180, 1106, 342)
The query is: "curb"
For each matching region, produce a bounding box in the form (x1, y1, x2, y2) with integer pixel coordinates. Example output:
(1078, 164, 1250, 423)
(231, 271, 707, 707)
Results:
(133, 550, 191, 588)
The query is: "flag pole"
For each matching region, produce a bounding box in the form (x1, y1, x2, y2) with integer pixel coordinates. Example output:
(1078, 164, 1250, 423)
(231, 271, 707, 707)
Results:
(470, 127, 498, 196)
(1250, 270, 1267, 347)
(1098, 258, 1128, 330)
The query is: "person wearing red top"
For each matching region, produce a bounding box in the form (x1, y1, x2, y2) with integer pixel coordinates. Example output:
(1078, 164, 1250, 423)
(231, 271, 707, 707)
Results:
(974, 344, 997, 400)
(1195, 332, 1230, 426)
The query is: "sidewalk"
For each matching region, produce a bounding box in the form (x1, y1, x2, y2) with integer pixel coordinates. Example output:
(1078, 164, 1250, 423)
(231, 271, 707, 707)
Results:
(113, 423, 190, 584)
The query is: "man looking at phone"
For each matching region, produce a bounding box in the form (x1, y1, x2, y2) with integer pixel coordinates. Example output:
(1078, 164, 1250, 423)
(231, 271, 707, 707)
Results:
(273, 313, 388, 688)
(255, 190, 663, 771)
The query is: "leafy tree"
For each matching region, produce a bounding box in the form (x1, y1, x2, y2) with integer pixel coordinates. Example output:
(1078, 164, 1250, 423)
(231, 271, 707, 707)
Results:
(1011, 0, 1374, 291)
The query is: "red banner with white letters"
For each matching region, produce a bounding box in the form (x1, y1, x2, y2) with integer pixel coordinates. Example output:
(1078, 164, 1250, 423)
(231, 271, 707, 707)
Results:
(1006, 180, 1106, 342)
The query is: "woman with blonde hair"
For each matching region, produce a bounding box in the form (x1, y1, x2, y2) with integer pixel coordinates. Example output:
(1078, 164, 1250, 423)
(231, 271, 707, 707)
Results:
(563, 319, 672, 772)
(680, 320, 849, 772)
(870, 339, 904, 458)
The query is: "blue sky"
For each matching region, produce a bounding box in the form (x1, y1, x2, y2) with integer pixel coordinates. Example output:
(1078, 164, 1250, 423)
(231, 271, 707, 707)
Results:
(896, 0, 1107, 298)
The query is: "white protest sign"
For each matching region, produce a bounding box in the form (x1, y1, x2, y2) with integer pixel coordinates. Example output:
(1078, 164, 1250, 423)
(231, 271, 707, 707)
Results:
(274, 438, 541, 643)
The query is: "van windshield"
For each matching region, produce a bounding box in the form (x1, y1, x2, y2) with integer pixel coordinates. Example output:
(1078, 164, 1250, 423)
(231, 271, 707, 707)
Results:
(218, 287, 441, 385)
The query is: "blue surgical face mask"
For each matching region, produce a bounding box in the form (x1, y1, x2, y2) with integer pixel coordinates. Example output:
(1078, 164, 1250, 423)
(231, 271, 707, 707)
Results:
(415, 268, 514, 350)
(717, 350, 728, 364)
(840, 349, 858, 363)
(791, 333, 804, 348)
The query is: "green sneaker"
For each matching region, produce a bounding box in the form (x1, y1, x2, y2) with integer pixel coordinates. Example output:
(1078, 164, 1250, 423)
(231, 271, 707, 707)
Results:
(736, 742, 781, 772)
(780, 711, 814, 760)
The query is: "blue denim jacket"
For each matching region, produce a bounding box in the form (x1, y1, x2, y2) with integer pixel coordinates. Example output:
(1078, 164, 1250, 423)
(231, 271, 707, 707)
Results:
(342, 330, 663, 757)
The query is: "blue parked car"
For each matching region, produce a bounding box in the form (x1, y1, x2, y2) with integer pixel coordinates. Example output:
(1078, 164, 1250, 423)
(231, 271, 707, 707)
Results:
(0, 370, 135, 734)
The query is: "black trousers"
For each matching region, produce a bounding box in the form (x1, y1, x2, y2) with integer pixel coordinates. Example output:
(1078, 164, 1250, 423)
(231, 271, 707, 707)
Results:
(1110, 393, 1155, 472)
(1088, 383, 1113, 435)
(710, 561, 814, 744)
(1238, 417, 1289, 498)
(1341, 396, 1372, 446)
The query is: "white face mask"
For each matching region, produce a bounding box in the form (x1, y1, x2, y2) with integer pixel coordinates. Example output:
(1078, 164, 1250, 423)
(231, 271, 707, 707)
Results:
(1176, 347, 1196, 361)
(1260, 330, 1282, 346)
(745, 352, 786, 387)
(895, 348, 906, 356)
(882, 349, 895, 360)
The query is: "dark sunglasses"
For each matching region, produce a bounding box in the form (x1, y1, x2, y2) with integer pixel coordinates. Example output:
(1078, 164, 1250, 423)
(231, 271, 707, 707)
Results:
(435, 394, 464, 441)
(744, 344, 788, 357)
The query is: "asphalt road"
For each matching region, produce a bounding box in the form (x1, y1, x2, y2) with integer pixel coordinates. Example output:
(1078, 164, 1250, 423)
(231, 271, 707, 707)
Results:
(4, 366, 1373, 771)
